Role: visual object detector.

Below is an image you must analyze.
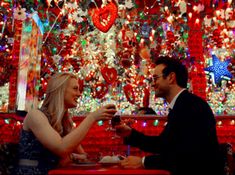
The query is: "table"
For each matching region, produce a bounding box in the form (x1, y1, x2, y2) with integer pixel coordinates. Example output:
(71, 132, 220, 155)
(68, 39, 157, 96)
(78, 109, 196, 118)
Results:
(48, 163, 170, 175)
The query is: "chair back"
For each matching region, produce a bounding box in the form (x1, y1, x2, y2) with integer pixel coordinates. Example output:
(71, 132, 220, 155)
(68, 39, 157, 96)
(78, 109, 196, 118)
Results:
(219, 143, 234, 175)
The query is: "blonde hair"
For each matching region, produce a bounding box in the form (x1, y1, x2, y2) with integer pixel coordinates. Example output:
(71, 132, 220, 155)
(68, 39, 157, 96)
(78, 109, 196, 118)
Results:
(41, 72, 77, 136)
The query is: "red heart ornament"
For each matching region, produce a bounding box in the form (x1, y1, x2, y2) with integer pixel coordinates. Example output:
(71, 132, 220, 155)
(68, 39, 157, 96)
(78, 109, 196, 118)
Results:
(101, 12, 109, 21)
(123, 84, 135, 104)
(92, 2, 118, 33)
(92, 83, 108, 99)
(101, 66, 117, 84)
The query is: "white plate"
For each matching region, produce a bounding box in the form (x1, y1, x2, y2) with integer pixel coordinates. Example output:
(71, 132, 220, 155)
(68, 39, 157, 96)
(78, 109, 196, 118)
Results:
(71, 162, 98, 167)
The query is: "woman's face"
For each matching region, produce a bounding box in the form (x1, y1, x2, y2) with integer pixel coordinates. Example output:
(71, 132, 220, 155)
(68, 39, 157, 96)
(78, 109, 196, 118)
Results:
(64, 78, 80, 109)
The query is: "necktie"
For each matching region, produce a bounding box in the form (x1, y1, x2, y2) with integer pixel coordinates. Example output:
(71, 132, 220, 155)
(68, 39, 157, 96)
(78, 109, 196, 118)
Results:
(168, 108, 172, 112)
(168, 108, 172, 116)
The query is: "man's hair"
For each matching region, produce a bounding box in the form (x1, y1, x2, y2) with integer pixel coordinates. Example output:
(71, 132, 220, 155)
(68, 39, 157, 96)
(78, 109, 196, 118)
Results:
(154, 56, 188, 88)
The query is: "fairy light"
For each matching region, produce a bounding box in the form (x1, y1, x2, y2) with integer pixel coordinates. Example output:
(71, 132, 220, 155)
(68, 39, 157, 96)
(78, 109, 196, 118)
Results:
(153, 120, 159, 126)
(220, 22, 225, 26)
(230, 120, 235, 125)
(188, 12, 192, 19)
(212, 17, 217, 22)
(167, 15, 173, 23)
(216, 10, 220, 17)
(16, 121, 21, 126)
(195, 18, 200, 24)
(193, 6, 197, 12)
(217, 121, 222, 126)
(140, 38, 145, 44)
(97, 120, 104, 126)
(4, 119, 10, 124)
(142, 121, 147, 127)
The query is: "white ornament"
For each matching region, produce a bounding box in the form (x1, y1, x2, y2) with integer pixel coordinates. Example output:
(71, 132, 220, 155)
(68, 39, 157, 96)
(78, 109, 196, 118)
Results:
(13, 7, 27, 21)
(125, 0, 134, 9)
(179, 1, 187, 14)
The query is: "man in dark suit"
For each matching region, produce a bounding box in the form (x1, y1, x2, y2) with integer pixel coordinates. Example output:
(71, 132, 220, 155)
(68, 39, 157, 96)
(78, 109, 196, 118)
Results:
(116, 56, 224, 175)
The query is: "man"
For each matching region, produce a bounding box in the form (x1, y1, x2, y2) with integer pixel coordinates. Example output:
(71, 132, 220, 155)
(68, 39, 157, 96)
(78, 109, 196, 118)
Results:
(116, 56, 224, 175)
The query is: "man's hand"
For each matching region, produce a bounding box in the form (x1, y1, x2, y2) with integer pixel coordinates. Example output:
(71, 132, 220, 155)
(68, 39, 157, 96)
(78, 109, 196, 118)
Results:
(120, 156, 144, 169)
(115, 124, 132, 137)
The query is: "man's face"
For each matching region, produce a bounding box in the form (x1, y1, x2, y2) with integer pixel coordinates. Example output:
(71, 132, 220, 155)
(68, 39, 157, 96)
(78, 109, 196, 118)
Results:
(151, 64, 170, 98)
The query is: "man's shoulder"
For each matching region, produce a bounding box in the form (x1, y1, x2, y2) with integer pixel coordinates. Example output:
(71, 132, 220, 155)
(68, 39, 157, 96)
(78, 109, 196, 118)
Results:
(181, 90, 206, 102)
(177, 91, 210, 109)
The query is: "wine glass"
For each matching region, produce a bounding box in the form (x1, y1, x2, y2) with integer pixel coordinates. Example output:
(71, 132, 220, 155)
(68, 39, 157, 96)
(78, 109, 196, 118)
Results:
(110, 115, 121, 139)
(111, 115, 121, 128)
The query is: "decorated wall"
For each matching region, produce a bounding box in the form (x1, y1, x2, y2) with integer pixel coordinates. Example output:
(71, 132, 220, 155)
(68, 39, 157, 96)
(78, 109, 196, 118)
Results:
(0, 0, 234, 115)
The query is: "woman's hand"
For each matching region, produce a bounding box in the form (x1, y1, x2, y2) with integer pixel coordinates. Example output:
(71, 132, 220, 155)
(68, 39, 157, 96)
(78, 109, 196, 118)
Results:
(88, 104, 117, 121)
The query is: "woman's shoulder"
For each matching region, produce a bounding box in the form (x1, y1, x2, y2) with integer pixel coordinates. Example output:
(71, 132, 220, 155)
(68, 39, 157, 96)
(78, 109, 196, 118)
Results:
(27, 108, 45, 116)
(24, 109, 50, 131)
(25, 109, 48, 123)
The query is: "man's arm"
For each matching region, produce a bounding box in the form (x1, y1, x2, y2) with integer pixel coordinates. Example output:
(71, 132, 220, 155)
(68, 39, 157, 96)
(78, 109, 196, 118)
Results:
(124, 129, 162, 153)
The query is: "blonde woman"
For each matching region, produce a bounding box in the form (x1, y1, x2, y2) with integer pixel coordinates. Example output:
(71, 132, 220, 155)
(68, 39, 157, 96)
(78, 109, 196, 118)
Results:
(14, 73, 117, 175)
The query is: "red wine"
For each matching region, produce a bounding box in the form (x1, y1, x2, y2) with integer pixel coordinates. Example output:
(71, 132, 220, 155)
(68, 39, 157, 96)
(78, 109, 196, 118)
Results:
(111, 115, 121, 128)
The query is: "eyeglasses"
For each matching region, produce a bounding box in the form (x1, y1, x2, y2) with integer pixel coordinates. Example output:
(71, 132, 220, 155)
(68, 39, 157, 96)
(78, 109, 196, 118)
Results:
(149, 74, 164, 83)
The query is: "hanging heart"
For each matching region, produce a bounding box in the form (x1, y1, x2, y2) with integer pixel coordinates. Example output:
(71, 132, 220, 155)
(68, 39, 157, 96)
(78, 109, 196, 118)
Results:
(101, 66, 117, 84)
(123, 84, 135, 104)
(92, 2, 118, 33)
(101, 12, 109, 21)
(92, 83, 108, 99)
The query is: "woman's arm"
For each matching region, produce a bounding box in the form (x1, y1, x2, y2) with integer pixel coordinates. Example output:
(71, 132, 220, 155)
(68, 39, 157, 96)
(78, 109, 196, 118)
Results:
(25, 104, 116, 158)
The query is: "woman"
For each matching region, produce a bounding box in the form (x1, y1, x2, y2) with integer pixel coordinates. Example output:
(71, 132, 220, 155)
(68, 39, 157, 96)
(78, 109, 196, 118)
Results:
(14, 72, 117, 175)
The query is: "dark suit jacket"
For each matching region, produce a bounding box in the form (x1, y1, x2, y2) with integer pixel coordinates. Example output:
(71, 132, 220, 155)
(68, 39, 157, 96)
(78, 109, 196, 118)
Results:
(124, 90, 224, 175)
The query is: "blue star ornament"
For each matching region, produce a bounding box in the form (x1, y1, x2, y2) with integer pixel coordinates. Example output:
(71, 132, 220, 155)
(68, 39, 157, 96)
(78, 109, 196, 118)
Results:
(204, 55, 233, 84)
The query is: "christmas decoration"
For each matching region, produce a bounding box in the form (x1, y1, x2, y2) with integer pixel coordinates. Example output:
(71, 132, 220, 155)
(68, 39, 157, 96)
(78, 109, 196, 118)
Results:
(101, 66, 118, 85)
(92, 82, 109, 99)
(123, 84, 135, 104)
(205, 55, 233, 85)
(0, 0, 234, 115)
(0, 56, 14, 87)
(91, 1, 118, 33)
